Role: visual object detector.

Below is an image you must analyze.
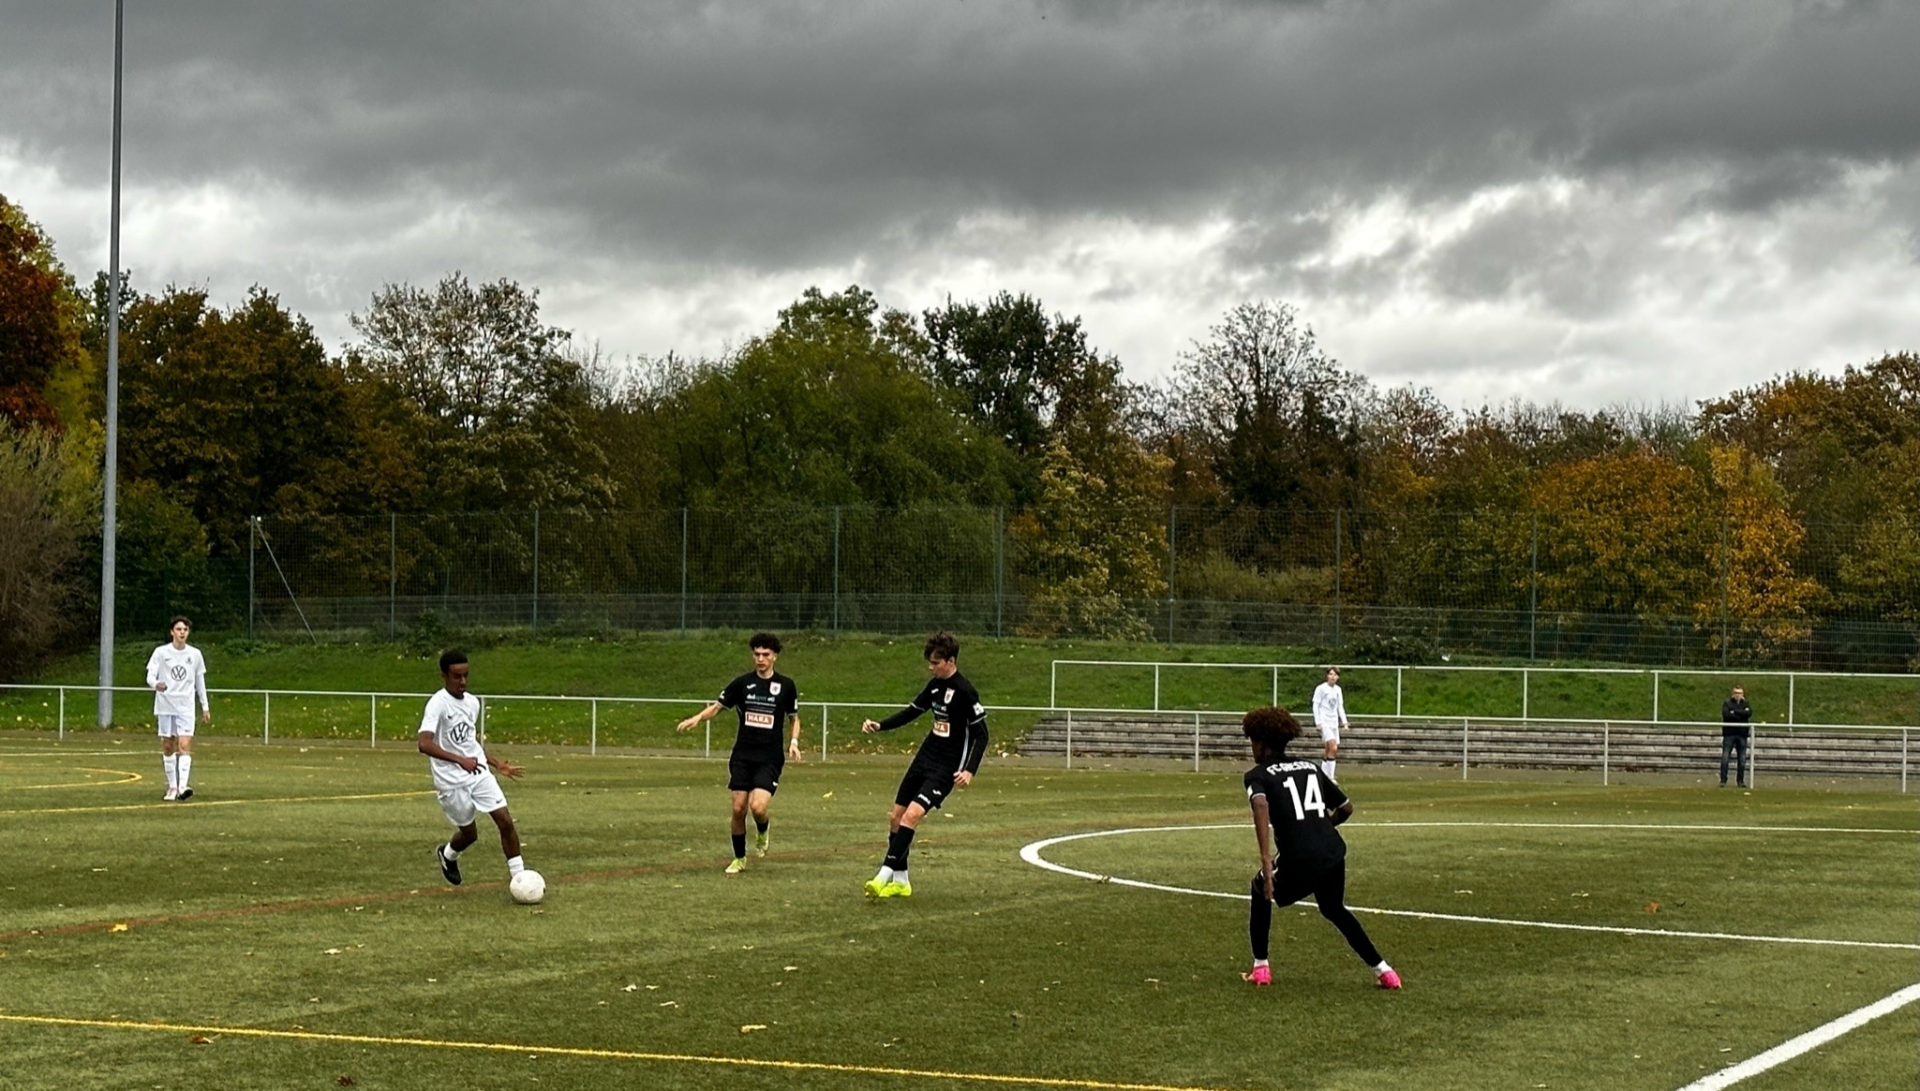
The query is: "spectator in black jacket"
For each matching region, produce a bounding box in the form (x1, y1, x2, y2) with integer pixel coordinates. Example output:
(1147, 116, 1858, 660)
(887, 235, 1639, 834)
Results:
(1720, 686, 1752, 788)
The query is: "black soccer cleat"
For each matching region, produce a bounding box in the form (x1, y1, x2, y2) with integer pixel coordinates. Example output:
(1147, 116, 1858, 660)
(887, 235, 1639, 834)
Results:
(437, 844, 462, 886)
(175, 787, 194, 801)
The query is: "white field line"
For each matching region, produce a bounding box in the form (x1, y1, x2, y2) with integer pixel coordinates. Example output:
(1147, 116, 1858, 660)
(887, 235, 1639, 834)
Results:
(1673, 982, 1920, 1091)
(1369, 821, 1917, 835)
(1017, 825, 1920, 952)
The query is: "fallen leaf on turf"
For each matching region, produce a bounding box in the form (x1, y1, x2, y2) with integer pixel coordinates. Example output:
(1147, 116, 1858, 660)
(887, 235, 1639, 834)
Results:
(822, 791, 834, 799)
(323, 948, 343, 955)
(658, 1001, 677, 1007)
(783, 966, 798, 971)
(109, 923, 129, 933)
(1453, 890, 1473, 895)
(741, 1024, 767, 1033)
(336, 1077, 357, 1087)
(622, 984, 638, 992)
(189, 1035, 212, 1045)
(1644, 902, 1660, 913)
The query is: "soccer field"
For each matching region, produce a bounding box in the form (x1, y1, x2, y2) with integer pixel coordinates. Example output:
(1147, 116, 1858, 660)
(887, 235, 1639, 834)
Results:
(2, 738, 1915, 1091)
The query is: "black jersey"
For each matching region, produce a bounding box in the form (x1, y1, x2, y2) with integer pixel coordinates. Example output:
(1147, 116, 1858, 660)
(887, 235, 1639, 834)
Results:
(875, 671, 988, 776)
(718, 671, 798, 761)
(1244, 759, 1349, 871)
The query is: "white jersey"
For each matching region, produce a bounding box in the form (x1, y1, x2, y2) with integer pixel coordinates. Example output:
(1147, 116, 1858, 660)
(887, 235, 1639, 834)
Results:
(419, 688, 485, 791)
(1311, 682, 1348, 736)
(146, 643, 208, 717)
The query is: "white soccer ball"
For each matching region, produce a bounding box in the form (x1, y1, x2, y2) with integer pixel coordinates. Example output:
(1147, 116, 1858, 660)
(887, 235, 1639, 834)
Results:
(509, 869, 545, 905)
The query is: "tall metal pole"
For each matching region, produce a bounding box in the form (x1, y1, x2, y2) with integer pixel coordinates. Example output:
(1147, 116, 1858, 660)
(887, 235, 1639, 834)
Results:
(831, 506, 840, 634)
(96, 0, 125, 726)
(1529, 511, 1539, 662)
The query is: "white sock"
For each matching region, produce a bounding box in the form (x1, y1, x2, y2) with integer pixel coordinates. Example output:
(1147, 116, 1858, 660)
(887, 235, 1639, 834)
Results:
(873, 865, 894, 884)
(1374, 961, 1393, 976)
(177, 753, 192, 789)
(893, 869, 909, 886)
(507, 855, 525, 876)
(442, 843, 461, 861)
(1323, 759, 1337, 780)
(163, 754, 178, 790)
(1254, 958, 1270, 968)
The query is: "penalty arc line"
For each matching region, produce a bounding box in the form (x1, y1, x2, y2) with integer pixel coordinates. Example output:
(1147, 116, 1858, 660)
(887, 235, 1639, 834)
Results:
(0, 1013, 1236, 1091)
(1018, 826, 1920, 952)
(1673, 982, 1920, 1091)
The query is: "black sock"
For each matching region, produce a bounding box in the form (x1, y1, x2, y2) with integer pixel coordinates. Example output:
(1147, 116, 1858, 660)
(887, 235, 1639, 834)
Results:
(883, 826, 916, 871)
(755, 818, 768, 834)
(1249, 874, 1272, 961)
(731, 833, 747, 859)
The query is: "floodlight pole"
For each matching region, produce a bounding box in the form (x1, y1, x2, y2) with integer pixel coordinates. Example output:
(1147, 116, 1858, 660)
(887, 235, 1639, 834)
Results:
(97, 0, 125, 727)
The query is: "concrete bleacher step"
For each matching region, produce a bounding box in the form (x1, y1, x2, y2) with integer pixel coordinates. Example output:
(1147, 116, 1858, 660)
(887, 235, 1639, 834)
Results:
(1018, 713, 1913, 778)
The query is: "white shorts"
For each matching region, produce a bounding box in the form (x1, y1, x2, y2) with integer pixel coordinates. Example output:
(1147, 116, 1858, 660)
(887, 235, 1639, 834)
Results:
(436, 770, 508, 827)
(157, 713, 196, 738)
(1316, 722, 1340, 744)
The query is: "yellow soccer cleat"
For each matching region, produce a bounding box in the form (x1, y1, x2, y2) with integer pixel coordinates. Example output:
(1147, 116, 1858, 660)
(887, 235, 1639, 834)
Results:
(725, 857, 747, 875)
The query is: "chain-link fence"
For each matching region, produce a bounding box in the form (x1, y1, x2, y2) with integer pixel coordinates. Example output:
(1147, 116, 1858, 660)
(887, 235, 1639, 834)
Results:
(137, 506, 1919, 670)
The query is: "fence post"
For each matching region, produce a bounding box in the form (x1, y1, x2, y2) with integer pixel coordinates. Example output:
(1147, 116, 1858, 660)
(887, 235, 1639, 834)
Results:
(994, 507, 1005, 639)
(1050, 662, 1058, 710)
(1902, 729, 1908, 794)
(679, 507, 689, 632)
(1602, 721, 1609, 786)
(1788, 673, 1796, 725)
(1522, 669, 1530, 720)
(1651, 671, 1660, 723)
(831, 507, 841, 634)
(820, 705, 828, 763)
(1154, 664, 1161, 712)
(1529, 511, 1538, 662)
(531, 507, 540, 632)
(1749, 725, 1757, 790)
(1461, 718, 1469, 780)
(703, 718, 710, 759)
(369, 693, 378, 748)
(1065, 708, 1073, 770)
(58, 687, 65, 740)
(388, 512, 398, 640)
(248, 516, 257, 640)
(264, 692, 271, 745)
(590, 699, 598, 756)
(1333, 509, 1344, 650)
(1194, 712, 1201, 773)
(1718, 511, 1729, 668)
(1270, 667, 1278, 708)
(1165, 505, 1177, 644)
(1395, 667, 1403, 717)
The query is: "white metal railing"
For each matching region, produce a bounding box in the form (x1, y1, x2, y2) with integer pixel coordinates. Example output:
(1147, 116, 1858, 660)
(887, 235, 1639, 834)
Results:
(1049, 658, 1920, 726)
(0, 682, 1910, 792)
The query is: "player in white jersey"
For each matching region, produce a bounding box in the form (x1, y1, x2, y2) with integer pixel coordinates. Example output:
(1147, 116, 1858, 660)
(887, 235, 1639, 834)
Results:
(1310, 666, 1348, 780)
(145, 616, 211, 801)
(417, 649, 528, 887)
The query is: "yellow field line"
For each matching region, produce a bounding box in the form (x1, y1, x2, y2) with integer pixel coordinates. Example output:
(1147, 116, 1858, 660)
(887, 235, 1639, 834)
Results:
(12, 767, 144, 790)
(0, 1013, 1234, 1091)
(2, 789, 433, 816)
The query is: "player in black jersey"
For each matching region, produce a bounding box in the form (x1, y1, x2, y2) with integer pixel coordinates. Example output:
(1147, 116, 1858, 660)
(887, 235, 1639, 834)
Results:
(1241, 706, 1401, 990)
(859, 631, 987, 898)
(678, 632, 803, 874)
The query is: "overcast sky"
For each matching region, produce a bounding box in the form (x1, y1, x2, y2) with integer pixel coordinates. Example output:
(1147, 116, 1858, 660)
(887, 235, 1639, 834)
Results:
(4, 0, 1916, 410)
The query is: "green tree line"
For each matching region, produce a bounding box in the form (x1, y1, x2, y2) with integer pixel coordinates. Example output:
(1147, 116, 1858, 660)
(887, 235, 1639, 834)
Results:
(2, 192, 1915, 673)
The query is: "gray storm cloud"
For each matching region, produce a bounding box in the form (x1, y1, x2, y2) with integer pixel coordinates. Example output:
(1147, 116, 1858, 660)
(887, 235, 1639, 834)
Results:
(2, 0, 1914, 404)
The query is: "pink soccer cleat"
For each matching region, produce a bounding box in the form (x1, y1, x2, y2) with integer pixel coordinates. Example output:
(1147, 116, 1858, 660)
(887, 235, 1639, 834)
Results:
(1243, 964, 1272, 986)
(1377, 968, 1403, 990)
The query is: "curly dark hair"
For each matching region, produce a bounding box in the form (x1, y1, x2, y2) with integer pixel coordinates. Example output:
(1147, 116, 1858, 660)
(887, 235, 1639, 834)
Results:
(1241, 706, 1303, 759)
(749, 632, 783, 654)
(923, 630, 959, 662)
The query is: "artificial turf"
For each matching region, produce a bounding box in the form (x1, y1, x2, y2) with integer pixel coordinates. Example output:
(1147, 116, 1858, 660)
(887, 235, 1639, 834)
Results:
(1, 735, 1914, 1091)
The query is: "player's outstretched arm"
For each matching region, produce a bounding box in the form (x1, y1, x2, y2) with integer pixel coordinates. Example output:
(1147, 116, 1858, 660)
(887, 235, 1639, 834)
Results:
(489, 753, 525, 779)
(677, 701, 721, 732)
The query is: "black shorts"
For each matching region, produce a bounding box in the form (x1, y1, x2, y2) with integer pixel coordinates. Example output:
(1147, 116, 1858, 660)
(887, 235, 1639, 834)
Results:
(893, 760, 957, 812)
(728, 755, 784, 795)
(1258, 857, 1348, 908)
